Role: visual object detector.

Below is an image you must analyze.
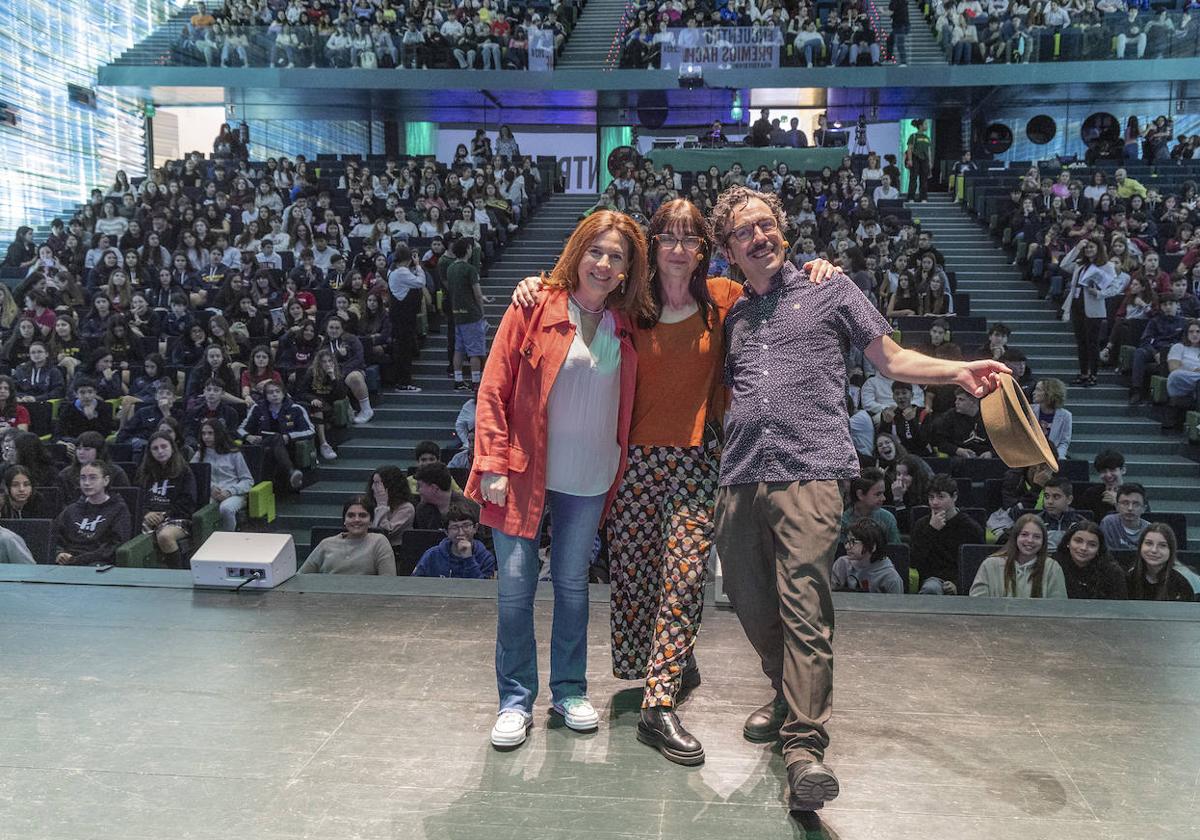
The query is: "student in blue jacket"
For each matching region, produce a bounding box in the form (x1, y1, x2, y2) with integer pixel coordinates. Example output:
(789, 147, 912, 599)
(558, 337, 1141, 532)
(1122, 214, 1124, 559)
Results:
(237, 380, 314, 492)
(413, 503, 496, 579)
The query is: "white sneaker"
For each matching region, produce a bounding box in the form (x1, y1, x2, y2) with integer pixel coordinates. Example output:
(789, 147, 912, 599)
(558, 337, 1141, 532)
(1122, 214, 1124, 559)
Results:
(352, 407, 374, 424)
(289, 469, 304, 491)
(551, 697, 599, 732)
(490, 710, 532, 749)
(319, 442, 337, 460)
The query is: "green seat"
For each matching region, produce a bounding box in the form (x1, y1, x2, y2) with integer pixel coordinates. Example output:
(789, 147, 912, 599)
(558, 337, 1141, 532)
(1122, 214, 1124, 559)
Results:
(295, 438, 316, 469)
(1150, 376, 1168, 405)
(248, 480, 276, 523)
(116, 533, 156, 568)
(332, 398, 352, 428)
(192, 502, 220, 545)
(1188, 411, 1200, 444)
(1119, 345, 1134, 373)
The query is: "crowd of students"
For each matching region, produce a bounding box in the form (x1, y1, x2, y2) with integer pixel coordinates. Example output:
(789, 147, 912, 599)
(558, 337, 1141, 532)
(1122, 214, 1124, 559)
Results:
(177, 0, 575, 69)
(621, 0, 887, 69)
(0, 125, 545, 568)
(926, 0, 1200, 63)
(993, 156, 1200, 429)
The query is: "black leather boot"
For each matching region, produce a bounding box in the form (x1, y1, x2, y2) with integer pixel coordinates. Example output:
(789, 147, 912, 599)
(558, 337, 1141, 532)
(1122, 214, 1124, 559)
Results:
(787, 760, 841, 812)
(742, 697, 788, 742)
(637, 707, 705, 766)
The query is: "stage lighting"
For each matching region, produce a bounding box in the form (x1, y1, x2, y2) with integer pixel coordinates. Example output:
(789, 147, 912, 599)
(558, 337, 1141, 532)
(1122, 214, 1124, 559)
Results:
(678, 64, 703, 89)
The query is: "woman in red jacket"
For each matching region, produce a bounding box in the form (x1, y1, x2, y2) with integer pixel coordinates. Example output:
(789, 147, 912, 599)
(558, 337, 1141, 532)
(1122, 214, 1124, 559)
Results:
(467, 211, 650, 751)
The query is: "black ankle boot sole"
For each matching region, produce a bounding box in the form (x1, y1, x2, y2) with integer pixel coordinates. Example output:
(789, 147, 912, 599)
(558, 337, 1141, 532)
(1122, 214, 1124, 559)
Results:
(788, 765, 840, 811)
(636, 721, 705, 766)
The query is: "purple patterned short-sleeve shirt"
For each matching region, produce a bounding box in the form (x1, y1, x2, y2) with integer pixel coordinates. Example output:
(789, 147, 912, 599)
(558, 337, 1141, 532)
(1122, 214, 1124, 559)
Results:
(720, 261, 892, 487)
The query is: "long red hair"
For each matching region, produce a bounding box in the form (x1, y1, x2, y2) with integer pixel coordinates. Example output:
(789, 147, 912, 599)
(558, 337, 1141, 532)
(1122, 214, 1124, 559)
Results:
(544, 210, 653, 320)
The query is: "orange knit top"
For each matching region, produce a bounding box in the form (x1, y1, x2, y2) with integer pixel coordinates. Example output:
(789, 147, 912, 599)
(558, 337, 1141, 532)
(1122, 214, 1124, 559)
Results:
(629, 276, 742, 447)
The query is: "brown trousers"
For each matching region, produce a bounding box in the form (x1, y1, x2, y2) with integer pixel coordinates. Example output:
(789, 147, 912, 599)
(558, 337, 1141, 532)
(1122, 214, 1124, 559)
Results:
(714, 479, 842, 767)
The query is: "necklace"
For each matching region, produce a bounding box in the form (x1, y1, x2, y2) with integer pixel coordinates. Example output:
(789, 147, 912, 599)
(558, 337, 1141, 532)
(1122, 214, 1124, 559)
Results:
(570, 294, 605, 315)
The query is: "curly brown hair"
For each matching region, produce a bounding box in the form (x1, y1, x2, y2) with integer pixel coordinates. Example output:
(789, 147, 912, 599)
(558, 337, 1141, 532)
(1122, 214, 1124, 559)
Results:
(709, 185, 788, 247)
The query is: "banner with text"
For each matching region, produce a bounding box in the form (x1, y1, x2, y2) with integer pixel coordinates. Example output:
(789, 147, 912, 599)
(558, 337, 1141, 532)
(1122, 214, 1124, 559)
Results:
(661, 26, 782, 71)
(528, 29, 555, 71)
(436, 129, 598, 193)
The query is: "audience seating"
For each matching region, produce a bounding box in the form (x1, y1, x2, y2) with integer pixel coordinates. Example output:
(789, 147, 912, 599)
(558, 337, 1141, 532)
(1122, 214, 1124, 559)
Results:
(4, 519, 55, 565)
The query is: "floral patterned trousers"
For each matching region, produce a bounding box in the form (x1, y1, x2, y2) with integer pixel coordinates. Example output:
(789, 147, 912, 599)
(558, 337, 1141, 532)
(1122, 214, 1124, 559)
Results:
(608, 444, 718, 708)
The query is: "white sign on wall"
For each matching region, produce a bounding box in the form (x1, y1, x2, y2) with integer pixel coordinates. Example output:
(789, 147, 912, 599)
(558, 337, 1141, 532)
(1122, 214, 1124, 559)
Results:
(436, 129, 598, 193)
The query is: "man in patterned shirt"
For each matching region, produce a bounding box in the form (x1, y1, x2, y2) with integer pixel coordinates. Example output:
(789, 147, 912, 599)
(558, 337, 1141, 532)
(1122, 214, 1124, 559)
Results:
(710, 185, 1009, 818)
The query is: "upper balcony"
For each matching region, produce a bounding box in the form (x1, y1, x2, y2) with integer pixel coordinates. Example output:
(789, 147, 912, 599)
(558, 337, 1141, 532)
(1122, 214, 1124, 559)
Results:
(99, 1, 1200, 93)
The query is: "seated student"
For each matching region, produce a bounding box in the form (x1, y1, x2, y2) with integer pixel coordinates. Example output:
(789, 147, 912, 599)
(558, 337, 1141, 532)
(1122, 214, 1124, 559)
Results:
(0, 375, 31, 431)
(0, 465, 56, 519)
(13, 341, 65, 402)
(877, 381, 931, 456)
(1099, 482, 1151, 551)
(1129, 296, 1186, 405)
(0, 523, 34, 564)
(51, 462, 132, 566)
(118, 380, 179, 458)
(54, 377, 116, 441)
(366, 465, 415, 548)
(1036, 477, 1087, 552)
(11, 431, 57, 489)
(192, 419, 253, 532)
(1162, 318, 1200, 431)
(911, 473, 985, 594)
(405, 440, 463, 494)
(970, 513, 1067, 598)
(886, 454, 929, 512)
(1030, 378, 1072, 460)
(412, 503, 497, 579)
(859, 372, 926, 417)
(57, 431, 131, 497)
(1001, 348, 1035, 398)
(1127, 523, 1194, 602)
(183, 378, 242, 447)
(1055, 520, 1127, 600)
(838, 467, 901, 545)
(296, 350, 347, 462)
(298, 496, 396, 576)
(237, 380, 315, 492)
(928, 389, 995, 458)
(1001, 462, 1054, 513)
(832, 518, 904, 593)
(413, 462, 477, 531)
(1076, 449, 1126, 522)
(136, 432, 198, 569)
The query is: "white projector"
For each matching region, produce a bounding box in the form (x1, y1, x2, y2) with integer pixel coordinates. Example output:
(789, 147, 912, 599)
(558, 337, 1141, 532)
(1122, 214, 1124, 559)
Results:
(190, 532, 297, 590)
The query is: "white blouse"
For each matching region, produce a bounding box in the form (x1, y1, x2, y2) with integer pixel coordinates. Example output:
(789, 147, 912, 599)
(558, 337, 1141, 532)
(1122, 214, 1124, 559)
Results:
(545, 299, 622, 497)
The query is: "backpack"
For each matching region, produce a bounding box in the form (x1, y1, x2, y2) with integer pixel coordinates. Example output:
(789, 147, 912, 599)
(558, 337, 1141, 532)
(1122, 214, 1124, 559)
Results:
(359, 50, 377, 68)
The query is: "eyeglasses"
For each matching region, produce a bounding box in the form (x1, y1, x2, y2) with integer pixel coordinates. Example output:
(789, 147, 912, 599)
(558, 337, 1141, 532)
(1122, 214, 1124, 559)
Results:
(655, 234, 704, 252)
(727, 217, 778, 243)
(843, 537, 861, 547)
(446, 522, 475, 533)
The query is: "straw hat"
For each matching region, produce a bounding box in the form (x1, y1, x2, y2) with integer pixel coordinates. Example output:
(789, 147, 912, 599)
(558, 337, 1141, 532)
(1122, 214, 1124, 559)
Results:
(980, 373, 1059, 472)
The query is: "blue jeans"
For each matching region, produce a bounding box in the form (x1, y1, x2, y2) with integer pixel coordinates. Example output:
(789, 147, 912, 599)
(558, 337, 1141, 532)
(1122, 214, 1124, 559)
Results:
(495, 489, 607, 715)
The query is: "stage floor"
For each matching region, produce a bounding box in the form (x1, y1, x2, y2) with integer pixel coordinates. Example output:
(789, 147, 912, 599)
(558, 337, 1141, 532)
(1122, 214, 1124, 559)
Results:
(2, 580, 1200, 840)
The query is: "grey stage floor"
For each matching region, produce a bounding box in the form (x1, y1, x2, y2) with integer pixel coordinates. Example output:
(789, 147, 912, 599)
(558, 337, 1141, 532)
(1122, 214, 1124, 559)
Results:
(2, 580, 1200, 840)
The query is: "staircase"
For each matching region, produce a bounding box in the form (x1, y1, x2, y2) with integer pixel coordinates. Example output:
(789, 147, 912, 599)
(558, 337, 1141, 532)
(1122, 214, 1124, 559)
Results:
(871, 0, 945, 65)
(277, 193, 598, 556)
(111, 10, 193, 66)
(557, 0, 632, 69)
(912, 193, 1200, 545)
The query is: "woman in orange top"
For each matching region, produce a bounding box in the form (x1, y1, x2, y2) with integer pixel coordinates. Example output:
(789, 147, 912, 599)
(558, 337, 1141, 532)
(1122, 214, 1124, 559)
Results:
(466, 211, 650, 751)
(513, 200, 834, 766)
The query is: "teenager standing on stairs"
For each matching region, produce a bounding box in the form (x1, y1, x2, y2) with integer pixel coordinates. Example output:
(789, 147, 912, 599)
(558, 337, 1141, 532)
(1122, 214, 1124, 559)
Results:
(1060, 236, 1115, 387)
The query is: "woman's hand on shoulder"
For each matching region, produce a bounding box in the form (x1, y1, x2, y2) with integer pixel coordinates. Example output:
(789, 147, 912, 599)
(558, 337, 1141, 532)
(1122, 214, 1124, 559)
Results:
(512, 275, 543, 308)
(803, 258, 838, 285)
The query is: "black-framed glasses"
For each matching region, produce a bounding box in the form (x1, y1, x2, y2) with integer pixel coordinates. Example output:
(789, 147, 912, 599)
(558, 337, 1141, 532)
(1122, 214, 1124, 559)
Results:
(654, 234, 704, 252)
(727, 217, 778, 243)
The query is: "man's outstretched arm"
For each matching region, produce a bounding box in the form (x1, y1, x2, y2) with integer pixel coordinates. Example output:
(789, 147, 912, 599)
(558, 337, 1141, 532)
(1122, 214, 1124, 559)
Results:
(865, 334, 1010, 398)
